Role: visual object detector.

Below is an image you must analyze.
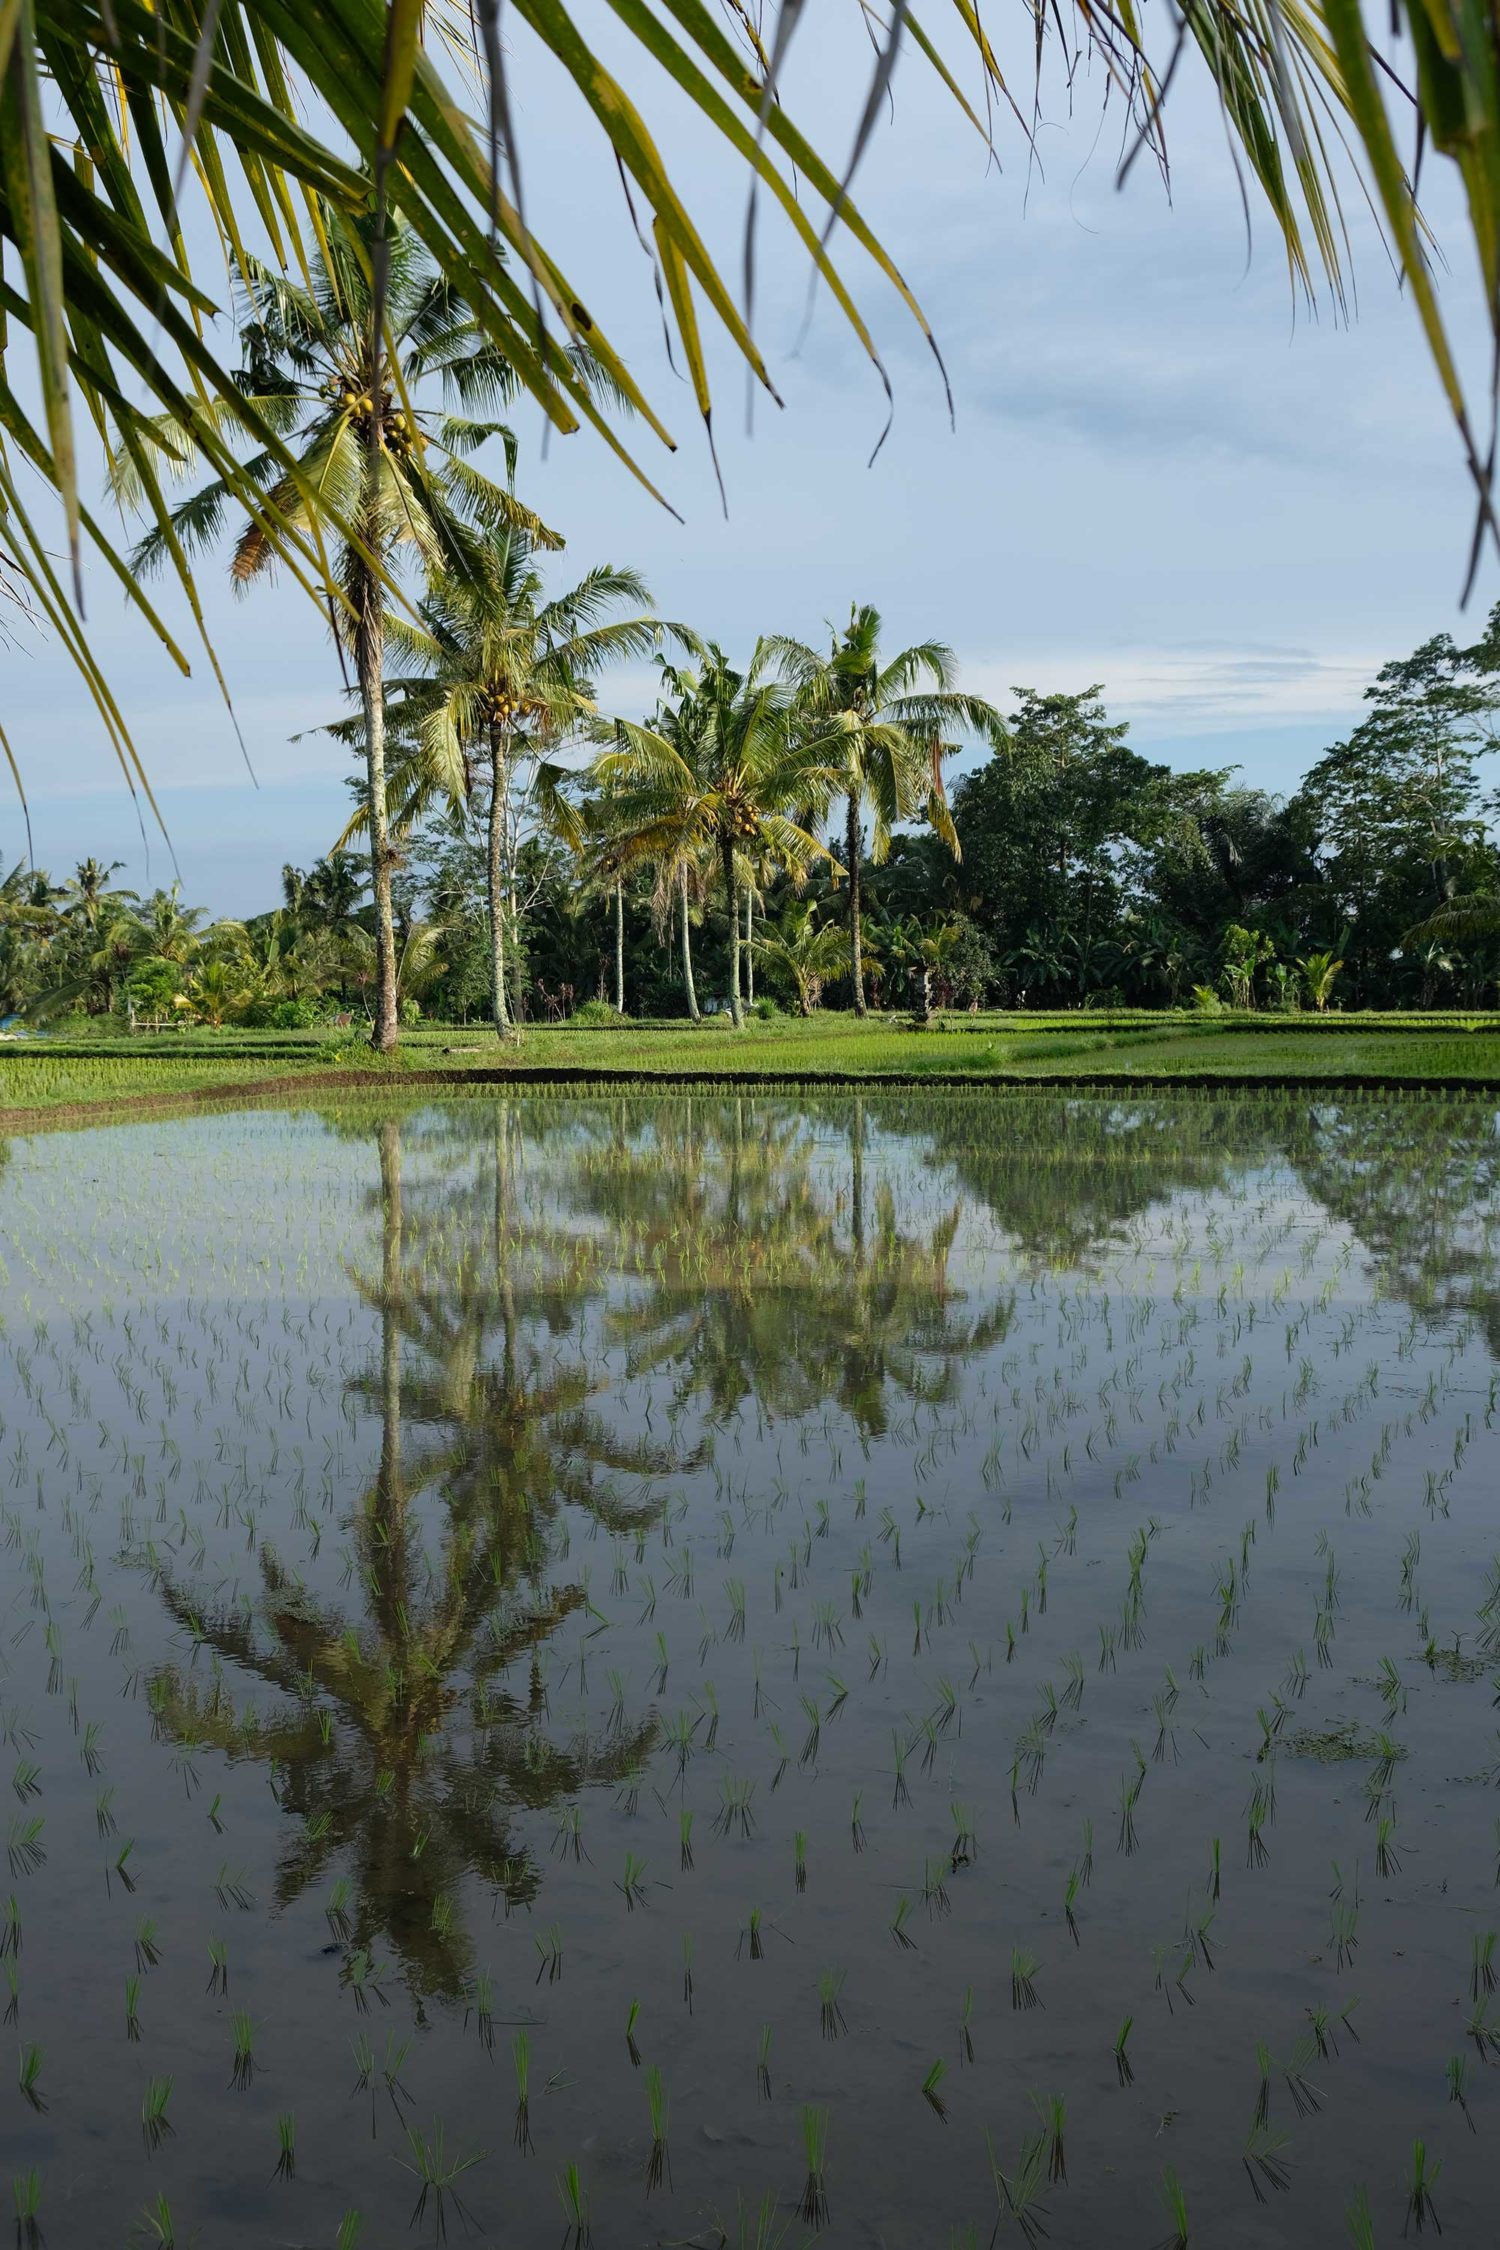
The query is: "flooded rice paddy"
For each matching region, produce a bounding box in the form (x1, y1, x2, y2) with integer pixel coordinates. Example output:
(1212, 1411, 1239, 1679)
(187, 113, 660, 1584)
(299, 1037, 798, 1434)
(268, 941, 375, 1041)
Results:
(1, 1088, 1500, 2248)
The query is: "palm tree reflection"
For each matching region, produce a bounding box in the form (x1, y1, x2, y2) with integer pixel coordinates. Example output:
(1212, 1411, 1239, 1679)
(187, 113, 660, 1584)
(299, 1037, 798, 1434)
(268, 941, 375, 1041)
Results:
(151, 1115, 680, 2000)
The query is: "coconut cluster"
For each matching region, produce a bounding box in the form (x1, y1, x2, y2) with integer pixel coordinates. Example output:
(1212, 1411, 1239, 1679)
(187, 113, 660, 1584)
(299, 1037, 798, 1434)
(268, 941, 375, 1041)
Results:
(326, 377, 415, 457)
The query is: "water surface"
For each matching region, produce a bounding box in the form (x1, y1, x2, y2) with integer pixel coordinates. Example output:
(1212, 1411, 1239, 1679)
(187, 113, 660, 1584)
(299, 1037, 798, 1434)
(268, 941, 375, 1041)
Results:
(1, 1090, 1499, 2247)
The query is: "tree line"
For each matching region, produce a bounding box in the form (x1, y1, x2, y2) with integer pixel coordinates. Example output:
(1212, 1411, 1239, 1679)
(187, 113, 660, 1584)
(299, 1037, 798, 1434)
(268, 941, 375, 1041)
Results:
(7, 597, 1500, 1030)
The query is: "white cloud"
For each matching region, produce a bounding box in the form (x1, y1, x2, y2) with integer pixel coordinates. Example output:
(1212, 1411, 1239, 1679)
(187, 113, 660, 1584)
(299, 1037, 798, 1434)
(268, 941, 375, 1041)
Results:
(962, 642, 1379, 737)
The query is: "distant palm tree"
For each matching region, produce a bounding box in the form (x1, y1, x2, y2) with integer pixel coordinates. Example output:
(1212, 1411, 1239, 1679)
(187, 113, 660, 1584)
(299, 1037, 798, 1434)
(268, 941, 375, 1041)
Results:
(373, 536, 661, 1039)
(756, 901, 848, 1015)
(117, 205, 557, 1053)
(769, 607, 1007, 1014)
(595, 648, 843, 1026)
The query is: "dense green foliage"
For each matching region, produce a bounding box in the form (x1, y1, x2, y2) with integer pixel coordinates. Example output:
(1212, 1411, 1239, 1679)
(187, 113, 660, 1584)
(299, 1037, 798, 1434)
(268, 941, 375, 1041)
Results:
(8, 606, 1500, 1029)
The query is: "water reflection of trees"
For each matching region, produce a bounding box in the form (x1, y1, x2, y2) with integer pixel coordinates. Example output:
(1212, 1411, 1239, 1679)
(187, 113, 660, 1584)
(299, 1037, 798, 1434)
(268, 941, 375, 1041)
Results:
(897, 1086, 1500, 1347)
(144, 1087, 1500, 2002)
(1285, 1096, 1500, 1350)
(151, 1115, 678, 2001)
(542, 1096, 1013, 1435)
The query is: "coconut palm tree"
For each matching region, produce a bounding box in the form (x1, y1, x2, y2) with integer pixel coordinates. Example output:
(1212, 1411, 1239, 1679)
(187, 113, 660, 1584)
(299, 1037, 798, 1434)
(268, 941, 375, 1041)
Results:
(756, 900, 848, 1015)
(770, 607, 1007, 1015)
(595, 648, 844, 1027)
(118, 205, 558, 1052)
(371, 536, 662, 1039)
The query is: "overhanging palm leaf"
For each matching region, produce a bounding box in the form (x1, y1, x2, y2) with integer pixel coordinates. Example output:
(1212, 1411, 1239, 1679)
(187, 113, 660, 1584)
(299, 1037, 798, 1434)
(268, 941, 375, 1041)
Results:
(9, 0, 1495, 817)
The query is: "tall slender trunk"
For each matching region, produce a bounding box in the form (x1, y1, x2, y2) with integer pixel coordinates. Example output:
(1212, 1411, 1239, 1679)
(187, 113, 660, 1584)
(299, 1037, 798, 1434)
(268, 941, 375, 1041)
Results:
(743, 886, 754, 1005)
(487, 725, 512, 1039)
(850, 1097, 866, 1265)
(846, 793, 866, 1016)
(680, 866, 700, 1020)
(359, 555, 399, 1053)
(356, 300, 398, 1055)
(614, 882, 626, 1013)
(374, 1119, 407, 1602)
(721, 834, 743, 1027)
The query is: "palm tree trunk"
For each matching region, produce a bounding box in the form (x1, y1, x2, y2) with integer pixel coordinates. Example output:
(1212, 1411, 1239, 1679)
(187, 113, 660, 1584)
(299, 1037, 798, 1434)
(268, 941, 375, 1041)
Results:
(846, 793, 866, 1016)
(614, 882, 626, 1013)
(851, 1097, 866, 1263)
(680, 866, 700, 1020)
(743, 887, 754, 1005)
(358, 557, 399, 1054)
(487, 725, 512, 1039)
(376, 1117, 404, 1522)
(721, 835, 743, 1028)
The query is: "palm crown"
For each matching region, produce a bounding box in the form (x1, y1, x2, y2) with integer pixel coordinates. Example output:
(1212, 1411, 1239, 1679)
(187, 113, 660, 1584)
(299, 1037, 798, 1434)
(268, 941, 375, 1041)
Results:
(769, 605, 1008, 1014)
(594, 645, 845, 1025)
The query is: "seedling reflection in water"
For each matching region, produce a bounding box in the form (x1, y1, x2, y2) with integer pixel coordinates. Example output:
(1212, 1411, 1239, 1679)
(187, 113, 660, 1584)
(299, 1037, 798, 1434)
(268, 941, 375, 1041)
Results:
(512, 2030, 532, 2152)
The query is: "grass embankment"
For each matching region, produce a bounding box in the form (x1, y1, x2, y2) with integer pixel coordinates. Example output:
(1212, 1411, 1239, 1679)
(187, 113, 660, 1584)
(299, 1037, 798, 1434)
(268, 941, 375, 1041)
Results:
(5, 1011, 1500, 1128)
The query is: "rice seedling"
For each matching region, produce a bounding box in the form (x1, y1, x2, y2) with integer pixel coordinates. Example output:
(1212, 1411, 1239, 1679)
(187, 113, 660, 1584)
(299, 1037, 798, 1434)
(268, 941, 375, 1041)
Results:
(1466, 1997, 1500, 2059)
(11, 2170, 41, 2250)
(1010, 1948, 1041, 2012)
(643, 2065, 672, 2192)
(404, 2123, 484, 2243)
(716, 1775, 756, 1838)
(0, 1897, 18, 1959)
(1375, 1815, 1401, 1878)
(1473, 1930, 1496, 1999)
(1117, 1772, 1142, 1857)
(136, 2194, 177, 2249)
(273, 2113, 296, 2182)
(891, 1896, 916, 1951)
(1033, 2093, 1067, 2184)
(890, 1732, 912, 1809)
(851, 1792, 866, 1852)
(1405, 2138, 1441, 2234)
(534, 1925, 563, 1986)
(797, 2105, 830, 2231)
(1346, 2186, 1376, 2250)
(1114, 2015, 1135, 2086)
(1241, 2124, 1292, 2202)
(678, 1810, 694, 1871)
(1158, 2166, 1189, 2250)
(1282, 2035, 1323, 2116)
(624, 1999, 642, 2065)
(1446, 2051, 1476, 2131)
(818, 1967, 848, 2040)
(985, 2127, 1050, 2248)
(799, 1696, 821, 1768)
(617, 1850, 649, 1909)
(141, 2075, 173, 2153)
(741, 1907, 766, 1961)
(6, 1818, 44, 1877)
(757, 2021, 773, 2101)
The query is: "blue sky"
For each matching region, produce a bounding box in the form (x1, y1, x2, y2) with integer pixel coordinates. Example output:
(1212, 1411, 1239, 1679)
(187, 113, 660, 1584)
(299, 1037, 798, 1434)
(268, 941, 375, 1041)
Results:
(5, 8, 1496, 913)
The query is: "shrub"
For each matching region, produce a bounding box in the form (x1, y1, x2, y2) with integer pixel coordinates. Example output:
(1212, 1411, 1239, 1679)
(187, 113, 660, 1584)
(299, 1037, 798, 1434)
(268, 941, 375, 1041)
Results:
(569, 998, 626, 1026)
